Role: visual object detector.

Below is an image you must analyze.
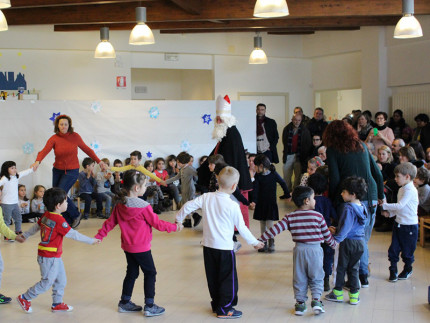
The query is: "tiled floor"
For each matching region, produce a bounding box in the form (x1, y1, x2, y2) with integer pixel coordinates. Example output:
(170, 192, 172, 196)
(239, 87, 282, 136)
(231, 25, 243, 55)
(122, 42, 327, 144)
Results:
(1, 201, 430, 322)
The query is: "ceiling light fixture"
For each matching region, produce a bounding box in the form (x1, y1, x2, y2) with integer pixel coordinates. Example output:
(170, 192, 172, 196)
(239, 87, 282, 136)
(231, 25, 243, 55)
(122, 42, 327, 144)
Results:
(254, 0, 289, 18)
(0, 10, 8, 31)
(129, 7, 154, 45)
(394, 0, 423, 39)
(249, 33, 268, 64)
(0, 1, 10, 9)
(94, 27, 116, 59)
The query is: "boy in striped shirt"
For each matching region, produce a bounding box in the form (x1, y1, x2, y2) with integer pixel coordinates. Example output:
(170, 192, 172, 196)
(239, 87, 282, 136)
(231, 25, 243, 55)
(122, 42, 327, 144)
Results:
(258, 186, 337, 316)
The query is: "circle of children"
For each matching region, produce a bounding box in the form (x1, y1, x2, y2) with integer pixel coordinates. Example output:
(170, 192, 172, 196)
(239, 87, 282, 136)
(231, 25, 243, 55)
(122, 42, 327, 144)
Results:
(0, 108, 429, 319)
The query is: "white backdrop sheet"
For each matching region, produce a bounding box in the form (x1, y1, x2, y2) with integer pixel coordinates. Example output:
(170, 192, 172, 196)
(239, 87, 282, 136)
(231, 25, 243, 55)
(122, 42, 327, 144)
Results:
(0, 100, 256, 195)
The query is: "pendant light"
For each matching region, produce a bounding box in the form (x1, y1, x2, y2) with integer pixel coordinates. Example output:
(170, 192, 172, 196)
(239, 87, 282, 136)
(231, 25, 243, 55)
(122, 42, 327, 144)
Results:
(394, 0, 423, 39)
(94, 27, 116, 59)
(129, 7, 154, 45)
(0, 1, 10, 9)
(0, 10, 7, 31)
(254, 0, 289, 18)
(249, 33, 268, 64)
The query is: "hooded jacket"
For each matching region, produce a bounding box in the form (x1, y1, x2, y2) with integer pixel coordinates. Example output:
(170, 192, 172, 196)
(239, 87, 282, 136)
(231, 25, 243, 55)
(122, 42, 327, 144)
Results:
(333, 202, 367, 243)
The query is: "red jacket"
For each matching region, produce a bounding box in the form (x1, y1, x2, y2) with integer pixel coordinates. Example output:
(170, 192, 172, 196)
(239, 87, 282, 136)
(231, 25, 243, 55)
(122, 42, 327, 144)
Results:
(37, 211, 71, 258)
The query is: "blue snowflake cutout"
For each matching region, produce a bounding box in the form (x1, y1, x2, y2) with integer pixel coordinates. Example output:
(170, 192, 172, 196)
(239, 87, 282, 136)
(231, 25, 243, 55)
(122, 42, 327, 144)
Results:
(149, 106, 160, 119)
(146, 151, 153, 158)
(180, 140, 191, 152)
(49, 112, 61, 123)
(22, 142, 34, 154)
(90, 140, 101, 155)
(91, 102, 102, 114)
(202, 114, 212, 125)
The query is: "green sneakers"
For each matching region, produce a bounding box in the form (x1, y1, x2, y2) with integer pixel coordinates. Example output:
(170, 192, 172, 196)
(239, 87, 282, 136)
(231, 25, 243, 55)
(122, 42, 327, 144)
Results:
(311, 300, 325, 315)
(294, 302, 307, 316)
(325, 289, 344, 302)
(348, 291, 360, 305)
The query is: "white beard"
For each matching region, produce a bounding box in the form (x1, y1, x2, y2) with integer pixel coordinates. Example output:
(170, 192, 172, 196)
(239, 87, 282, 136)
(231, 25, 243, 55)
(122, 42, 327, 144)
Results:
(212, 115, 236, 142)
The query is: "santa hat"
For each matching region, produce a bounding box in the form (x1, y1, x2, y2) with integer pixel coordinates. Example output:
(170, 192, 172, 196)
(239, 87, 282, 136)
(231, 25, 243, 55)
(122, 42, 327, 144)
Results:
(216, 95, 231, 118)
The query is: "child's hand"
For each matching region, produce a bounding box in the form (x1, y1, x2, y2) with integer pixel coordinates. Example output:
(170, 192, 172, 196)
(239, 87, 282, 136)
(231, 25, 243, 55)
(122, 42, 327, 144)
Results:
(285, 197, 292, 202)
(15, 235, 26, 243)
(381, 210, 390, 218)
(20, 202, 28, 208)
(328, 226, 336, 234)
(249, 202, 256, 210)
(160, 180, 167, 187)
(254, 241, 265, 250)
(176, 223, 184, 232)
(93, 238, 101, 245)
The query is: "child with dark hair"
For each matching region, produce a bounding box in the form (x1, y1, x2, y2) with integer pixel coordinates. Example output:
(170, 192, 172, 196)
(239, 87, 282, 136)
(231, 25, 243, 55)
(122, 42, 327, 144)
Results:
(154, 157, 180, 207)
(325, 176, 368, 306)
(17, 187, 99, 313)
(142, 160, 170, 214)
(95, 170, 181, 316)
(308, 173, 337, 291)
(414, 167, 430, 216)
(96, 158, 115, 218)
(250, 154, 290, 253)
(112, 159, 123, 195)
(259, 186, 337, 316)
(78, 157, 103, 219)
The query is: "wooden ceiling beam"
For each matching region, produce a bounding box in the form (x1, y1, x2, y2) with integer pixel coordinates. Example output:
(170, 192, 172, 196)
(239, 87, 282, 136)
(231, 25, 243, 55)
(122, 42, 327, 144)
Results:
(9, 0, 149, 8)
(168, 0, 201, 15)
(159, 27, 361, 34)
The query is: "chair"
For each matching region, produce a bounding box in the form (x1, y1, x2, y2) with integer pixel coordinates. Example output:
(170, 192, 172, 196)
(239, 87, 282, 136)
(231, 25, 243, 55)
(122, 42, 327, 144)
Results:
(419, 215, 430, 247)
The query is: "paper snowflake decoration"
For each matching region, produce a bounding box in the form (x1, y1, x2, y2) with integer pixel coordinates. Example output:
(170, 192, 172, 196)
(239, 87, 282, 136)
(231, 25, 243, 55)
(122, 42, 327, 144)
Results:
(22, 142, 34, 154)
(90, 140, 101, 155)
(149, 106, 160, 119)
(91, 102, 102, 114)
(202, 114, 212, 125)
(146, 151, 153, 158)
(180, 140, 191, 151)
(49, 112, 61, 123)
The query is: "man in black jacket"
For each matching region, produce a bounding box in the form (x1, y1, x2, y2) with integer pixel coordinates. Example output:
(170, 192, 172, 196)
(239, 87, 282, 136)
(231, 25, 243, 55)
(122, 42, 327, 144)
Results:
(256, 103, 279, 163)
(307, 107, 328, 137)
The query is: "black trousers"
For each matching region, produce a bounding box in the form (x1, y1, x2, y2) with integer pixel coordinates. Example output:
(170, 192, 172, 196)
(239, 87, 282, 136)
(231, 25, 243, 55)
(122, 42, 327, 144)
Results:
(79, 192, 103, 215)
(388, 223, 418, 272)
(335, 239, 364, 294)
(122, 251, 157, 303)
(203, 247, 238, 314)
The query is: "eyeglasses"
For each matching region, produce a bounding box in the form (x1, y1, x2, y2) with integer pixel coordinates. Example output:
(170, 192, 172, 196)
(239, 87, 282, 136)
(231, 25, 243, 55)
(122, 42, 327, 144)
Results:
(313, 138, 321, 141)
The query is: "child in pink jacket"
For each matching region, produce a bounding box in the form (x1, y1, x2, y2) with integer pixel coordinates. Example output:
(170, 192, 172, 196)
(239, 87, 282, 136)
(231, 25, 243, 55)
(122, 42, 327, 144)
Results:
(95, 170, 182, 317)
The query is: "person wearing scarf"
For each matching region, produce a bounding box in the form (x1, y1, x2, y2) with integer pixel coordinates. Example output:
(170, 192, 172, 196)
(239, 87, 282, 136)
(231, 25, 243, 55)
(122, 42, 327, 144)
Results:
(256, 103, 279, 163)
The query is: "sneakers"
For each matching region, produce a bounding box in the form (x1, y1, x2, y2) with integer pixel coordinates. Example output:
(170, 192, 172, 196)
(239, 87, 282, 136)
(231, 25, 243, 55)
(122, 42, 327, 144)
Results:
(233, 241, 242, 253)
(192, 213, 202, 227)
(311, 300, 325, 315)
(279, 194, 289, 199)
(398, 269, 413, 280)
(217, 308, 242, 319)
(144, 304, 165, 317)
(0, 294, 12, 304)
(359, 274, 369, 288)
(118, 301, 143, 313)
(183, 219, 192, 228)
(17, 295, 32, 313)
(4, 236, 14, 242)
(324, 277, 330, 292)
(294, 302, 307, 316)
(389, 271, 398, 283)
(51, 303, 73, 312)
(72, 214, 82, 229)
(96, 213, 105, 219)
(325, 289, 343, 303)
(348, 291, 360, 305)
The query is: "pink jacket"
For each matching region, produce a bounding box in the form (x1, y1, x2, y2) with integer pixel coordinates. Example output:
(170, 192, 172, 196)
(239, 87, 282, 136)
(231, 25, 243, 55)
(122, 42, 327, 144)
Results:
(95, 203, 177, 253)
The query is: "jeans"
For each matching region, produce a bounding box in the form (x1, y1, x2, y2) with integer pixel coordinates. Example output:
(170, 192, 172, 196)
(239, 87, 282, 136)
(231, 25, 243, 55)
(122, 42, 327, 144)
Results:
(1, 203, 22, 233)
(52, 168, 80, 225)
(99, 191, 115, 217)
(359, 200, 377, 276)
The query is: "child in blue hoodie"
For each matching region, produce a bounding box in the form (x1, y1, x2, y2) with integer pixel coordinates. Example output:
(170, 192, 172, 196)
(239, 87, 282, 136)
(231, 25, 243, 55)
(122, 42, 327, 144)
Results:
(325, 176, 368, 306)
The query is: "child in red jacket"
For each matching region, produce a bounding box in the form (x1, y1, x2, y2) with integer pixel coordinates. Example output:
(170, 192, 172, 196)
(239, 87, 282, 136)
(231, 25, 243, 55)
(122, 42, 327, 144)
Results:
(95, 169, 182, 317)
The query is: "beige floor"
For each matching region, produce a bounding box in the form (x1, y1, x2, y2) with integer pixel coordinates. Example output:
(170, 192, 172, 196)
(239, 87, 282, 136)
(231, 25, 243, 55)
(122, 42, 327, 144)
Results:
(1, 202, 430, 323)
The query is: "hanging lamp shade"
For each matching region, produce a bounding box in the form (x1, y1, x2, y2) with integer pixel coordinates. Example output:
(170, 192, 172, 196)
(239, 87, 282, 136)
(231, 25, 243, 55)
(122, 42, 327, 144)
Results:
(129, 7, 154, 45)
(394, 0, 423, 39)
(249, 34, 268, 64)
(94, 27, 116, 59)
(254, 0, 289, 18)
(0, 10, 8, 31)
(0, 0, 11, 9)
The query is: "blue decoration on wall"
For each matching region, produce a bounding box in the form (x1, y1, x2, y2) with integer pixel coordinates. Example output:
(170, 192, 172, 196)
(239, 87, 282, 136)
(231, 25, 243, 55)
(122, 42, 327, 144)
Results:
(49, 112, 61, 123)
(180, 140, 191, 151)
(0, 72, 27, 90)
(202, 114, 212, 125)
(90, 140, 101, 155)
(149, 106, 160, 119)
(91, 102, 102, 113)
(146, 151, 153, 158)
(22, 142, 34, 154)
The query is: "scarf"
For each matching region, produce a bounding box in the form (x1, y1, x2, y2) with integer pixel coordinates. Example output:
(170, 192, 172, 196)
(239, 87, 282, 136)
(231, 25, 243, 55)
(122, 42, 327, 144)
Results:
(257, 116, 265, 136)
(376, 124, 387, 131)
(286, 126, 302, 155)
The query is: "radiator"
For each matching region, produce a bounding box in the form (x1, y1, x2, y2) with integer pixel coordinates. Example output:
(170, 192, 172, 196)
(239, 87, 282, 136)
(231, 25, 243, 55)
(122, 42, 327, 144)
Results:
(392, 92, 430, 125)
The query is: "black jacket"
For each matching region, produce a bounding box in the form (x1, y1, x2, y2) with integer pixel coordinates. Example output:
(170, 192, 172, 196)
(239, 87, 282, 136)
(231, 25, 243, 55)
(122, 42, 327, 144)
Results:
(307, 118, 328, 137)
(257, 116, 280, 164)
(282, 123, 312, 169)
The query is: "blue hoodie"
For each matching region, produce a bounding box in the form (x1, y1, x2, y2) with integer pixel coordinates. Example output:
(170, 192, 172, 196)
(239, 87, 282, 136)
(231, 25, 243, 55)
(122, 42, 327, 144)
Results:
(334, 202, 367, 243)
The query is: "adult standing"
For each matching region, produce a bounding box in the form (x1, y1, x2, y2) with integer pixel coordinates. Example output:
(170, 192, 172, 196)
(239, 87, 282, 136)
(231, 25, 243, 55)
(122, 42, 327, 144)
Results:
(355, 113, 373, 142)
(256, 103, 279, 163)
(31, 115, 106, 227)
(324, 120, 384, 288)
(307, 107, 328, 137)
(388, 109, 411, 143)
(282, 114, 312, 191)
(366, 112, 395, 153)
(413, 113, 430, 151)
(293, 106, 310, 126)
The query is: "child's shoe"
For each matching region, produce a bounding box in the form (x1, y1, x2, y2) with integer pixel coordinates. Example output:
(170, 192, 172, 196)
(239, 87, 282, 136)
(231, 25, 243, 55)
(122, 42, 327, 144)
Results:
(324, 277, 330, 292)
(258, 242, 267, 253)
(17, 295, 32, 313)
(162, 199, 172, 208)
(398, 268, 413, 280)
(268, 238, 275, 253)
(389, 270, 398, 282)
(152, 206, 162, 214)
(118, 300, 143, 313)
(4, 236, 14, 242)
(192, 213, 202, 227)
(183, 219, 192, 228)
(143, 303, 165, 317)
(83, 214, 89, 220)
(72, 214, 82, 229)
(325, 289, 343, 302)
(217, 308, 242, 319)
(311, 299, 325, 315)
(348, 291, 360, 305)
(0, 294, 12, 304)
(51, 303, 73, 312)
(359, 274, 369, 288)
(294, 302, 307, 316)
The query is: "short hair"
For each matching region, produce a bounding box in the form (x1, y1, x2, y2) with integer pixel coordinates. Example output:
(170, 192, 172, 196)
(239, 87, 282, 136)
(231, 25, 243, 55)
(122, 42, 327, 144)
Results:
(414, 113, 429, 123)
(416, 167, 430, 184)
(143, 160, 152, 168)
(101, 158, 110, 166)
(214, 162, 228, 175)
(393, 109, 403, 118)
(199, 155, 208, 164)
(218, 166, 240, 189)
(124, 158, 131, 166)
(82, 157, 94, 169)
(357, 113, 371, 124)
(315, 107, 324, 114)
(291, 186, 314, 208)
(341, 176, 368, 200)
(307, 173, 328, 195)
(257, 103, 266, 109)
(408, 141, 426, 160)
(177, 152, 191, 164)
(315, 165, 329, 178)
(43, 187, 67, 212)
(393, 138, 406, 147)
(399, 146, 416, 161)
(375, 111, 388, 121)
(208, 154, 225, 165)
(294, 106, 303, 113)
(377, 145, 393, 163)
(54, 115, 74, 134)
(362, 110, 372, 119)
(130, 150, 142, 160)
(394, 162, 417, 179)
(113, 159, 122, 166)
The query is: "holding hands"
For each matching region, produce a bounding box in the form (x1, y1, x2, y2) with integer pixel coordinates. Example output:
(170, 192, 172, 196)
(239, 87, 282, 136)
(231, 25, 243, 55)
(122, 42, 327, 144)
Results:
(328, 226, 336, 235)
(93, 238, 101, 245)
(176, 223, 184, 232)
(254, 241, 265, 250)
(15, 234, 26, 243)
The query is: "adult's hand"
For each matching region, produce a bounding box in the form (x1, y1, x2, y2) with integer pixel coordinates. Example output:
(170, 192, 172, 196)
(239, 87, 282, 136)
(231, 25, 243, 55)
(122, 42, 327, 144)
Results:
(31, 161, 40, 171)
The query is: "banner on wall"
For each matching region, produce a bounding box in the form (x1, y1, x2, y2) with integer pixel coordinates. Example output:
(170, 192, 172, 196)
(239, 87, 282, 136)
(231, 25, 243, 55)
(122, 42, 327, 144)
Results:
(116, 76, 126, 89)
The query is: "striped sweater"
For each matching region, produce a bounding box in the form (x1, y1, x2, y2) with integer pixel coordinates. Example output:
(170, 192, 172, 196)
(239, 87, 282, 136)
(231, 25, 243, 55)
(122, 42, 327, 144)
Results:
(259, 209, 337, 248)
